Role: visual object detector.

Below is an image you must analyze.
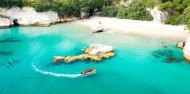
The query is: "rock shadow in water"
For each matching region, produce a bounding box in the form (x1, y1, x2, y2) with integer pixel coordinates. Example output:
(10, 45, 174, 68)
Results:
(74, 48, 83, 55)
(0, 51, 14, 56)
(45, 63, 58, 67)
(84, 59, 91, 64)
(0, 37, 21, 43)
(0, 59, 21, 68)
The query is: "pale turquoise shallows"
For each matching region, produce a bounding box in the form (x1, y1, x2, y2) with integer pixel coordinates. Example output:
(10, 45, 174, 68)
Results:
(0, 24, 190, 94)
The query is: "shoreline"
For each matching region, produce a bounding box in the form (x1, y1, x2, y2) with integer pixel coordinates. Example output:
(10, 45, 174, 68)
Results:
(73, 16, 190, 41)
(1, 14, 189, 41)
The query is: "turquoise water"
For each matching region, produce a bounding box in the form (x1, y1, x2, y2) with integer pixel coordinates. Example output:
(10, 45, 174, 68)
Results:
(0, 24, 190, 94)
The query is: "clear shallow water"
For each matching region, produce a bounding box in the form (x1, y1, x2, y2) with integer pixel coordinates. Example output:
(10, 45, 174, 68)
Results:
(0, 24, 190, 94)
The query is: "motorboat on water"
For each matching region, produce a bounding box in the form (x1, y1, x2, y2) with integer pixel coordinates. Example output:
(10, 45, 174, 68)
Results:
(81, 68, 96, 75)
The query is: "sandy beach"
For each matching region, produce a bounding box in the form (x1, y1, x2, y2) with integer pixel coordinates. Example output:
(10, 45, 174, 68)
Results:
(73, 16, 190, 41)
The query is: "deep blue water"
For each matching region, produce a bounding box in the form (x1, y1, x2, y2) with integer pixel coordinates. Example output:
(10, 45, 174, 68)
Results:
(0, 24, 190, 94)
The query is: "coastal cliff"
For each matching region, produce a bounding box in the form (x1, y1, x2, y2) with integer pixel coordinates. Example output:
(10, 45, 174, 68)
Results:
(0, 17, 11, 28)
(0, 7, 82, 28)
(147, 7, 169, 23)
(183, 37, 190, 62)
(0, 7, 60, 28)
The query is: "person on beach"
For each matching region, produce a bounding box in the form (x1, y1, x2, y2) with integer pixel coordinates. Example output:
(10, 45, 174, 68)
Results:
(99, 21, 101, 25)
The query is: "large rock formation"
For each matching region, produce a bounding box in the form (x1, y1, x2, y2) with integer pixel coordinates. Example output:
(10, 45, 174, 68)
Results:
(176, 41, 186, 49)
(0, 17, 11, 28)
(87, 44, 113, 55)
(183, 37, 190, 62)
(91, 24, 104, 33)
(53, 44, 115, 63)
(0, 7, 60, 28)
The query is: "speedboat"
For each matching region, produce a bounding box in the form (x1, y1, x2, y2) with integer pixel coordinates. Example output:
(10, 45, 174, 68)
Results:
(81, 68, 96, 75)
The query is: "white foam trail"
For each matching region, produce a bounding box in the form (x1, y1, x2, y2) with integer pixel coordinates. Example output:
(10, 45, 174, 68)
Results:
(31, 51, 83, 78)
(32, 63, 82, 78)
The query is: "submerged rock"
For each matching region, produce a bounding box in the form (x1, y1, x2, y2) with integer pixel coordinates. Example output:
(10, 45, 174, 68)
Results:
(172, 58, 182, 62)
(0, 51, 14, 56)
(163, 58, 172, 63)
(0, 37, 21, 43)
(152, 49, 182, 63)
(53, 44, 115, 63)
(163, 58, 181, 63)
(152, 54, 160, 58)
(152, 49, 174, 57)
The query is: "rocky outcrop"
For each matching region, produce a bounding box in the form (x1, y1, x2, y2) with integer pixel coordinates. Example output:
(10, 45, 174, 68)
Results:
(53, 44, 115, 63)
(85, 44, 113, 55)
(60, 17, 78, 22)
(0, 7, 60, 28)
(183, 37, 190, 62)
(176, 41, 186, 49)
(0, 17, 11, 28)
(80, 12, 89, 19)
(116, 0, 132, 6)
(91, 24, 104, 33)
(147, 7, 169, 23)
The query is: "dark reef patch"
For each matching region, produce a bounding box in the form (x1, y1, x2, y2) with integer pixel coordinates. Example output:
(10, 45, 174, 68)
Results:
(151, 49, 182, 63)
(45, 63, 56, 67)
(0, 51, 14, 56)
(0, 37, 21, 43)
(163, 58, 182, 63)
(0, 59, 21, 68)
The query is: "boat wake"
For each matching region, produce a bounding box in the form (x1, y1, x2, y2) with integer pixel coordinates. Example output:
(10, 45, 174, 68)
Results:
(31, 52, 83, 78)
(32, 63, 82, 78)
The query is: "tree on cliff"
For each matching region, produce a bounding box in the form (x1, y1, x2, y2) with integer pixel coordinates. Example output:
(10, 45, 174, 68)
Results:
(80, 0, 105, 16)
(116, 0, 153, 21)
(0, 0, 23, 7)
(188, 20, 190, 30)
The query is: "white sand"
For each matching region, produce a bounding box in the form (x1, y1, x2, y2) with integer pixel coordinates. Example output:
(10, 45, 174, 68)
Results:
(73, 16, 190, 41)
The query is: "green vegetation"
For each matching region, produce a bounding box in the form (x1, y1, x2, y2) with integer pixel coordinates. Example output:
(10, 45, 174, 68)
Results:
(101, 0, 190, 29)
(0, 0, 106, 17)
(0, 14, 10, 19)
(0, 0, 23, 7)
(100, 6, 118, 17)
(188, 19, 190, 30)
(142, 0, 155, 8)
(101, 0, 153, 21)
(1, 0, 190, 30)
(116, 0, 153, 21)
(164, 16, 180, 25)
(179, 6, 190, 24)
(158, 0, 190, 26)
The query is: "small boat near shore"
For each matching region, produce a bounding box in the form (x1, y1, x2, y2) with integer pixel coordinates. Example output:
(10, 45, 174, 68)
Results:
(81, 68, 96, 75)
